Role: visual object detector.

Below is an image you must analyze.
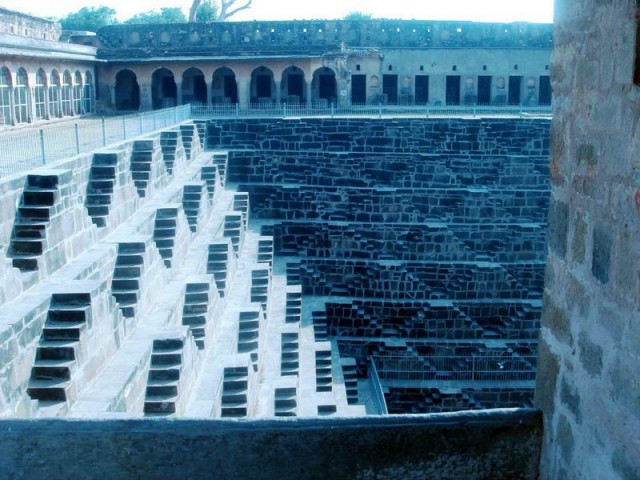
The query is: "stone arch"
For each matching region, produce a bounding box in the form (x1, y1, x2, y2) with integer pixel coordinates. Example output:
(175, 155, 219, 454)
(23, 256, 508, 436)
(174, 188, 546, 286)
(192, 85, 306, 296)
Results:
(182, 67, 207, 105)
(14, 68, 30, 124)
(0, 67, 12, 125)
(312, 67, 337, 106)
(280, 65, 306, 105)
(73, 70, 83, 114)
(61, 69, 73, 116)
(83, 70, 94, 113)
(34, 68, 47, 120)
(212, 67, 238, 105)
(152, 67, 177, 109)
(49, 69, 61, 118)
(115, 69, 140, 111)
(250, 66, 275, 105)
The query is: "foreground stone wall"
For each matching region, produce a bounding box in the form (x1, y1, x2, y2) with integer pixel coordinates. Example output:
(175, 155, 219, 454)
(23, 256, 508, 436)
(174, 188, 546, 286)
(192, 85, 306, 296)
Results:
(0, 409, 542, 480)
(537, 1, 640, 479)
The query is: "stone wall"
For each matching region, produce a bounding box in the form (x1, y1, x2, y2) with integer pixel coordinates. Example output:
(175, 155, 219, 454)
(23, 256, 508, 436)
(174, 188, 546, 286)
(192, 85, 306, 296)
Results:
(208, 118, 550, 155)
(537, 1, 640, 479)
(97, 20, 552, 58)
(0, 409, 542, 479)
(0, 7, 60, 41)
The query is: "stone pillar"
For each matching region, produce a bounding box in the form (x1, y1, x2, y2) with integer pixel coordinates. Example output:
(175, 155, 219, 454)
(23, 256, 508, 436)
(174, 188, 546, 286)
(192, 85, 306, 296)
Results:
(176, 81, 183, 107)
(207, 78, 214, 106)
(28, 87, 36, 123)
(237, 78, 250, 109)
(430, 75, 446, 106)
(139, 83, 152, 111)
(275, 80, 281, 105)
(43, 85, 50, 119)
(306, 81, 313, 106)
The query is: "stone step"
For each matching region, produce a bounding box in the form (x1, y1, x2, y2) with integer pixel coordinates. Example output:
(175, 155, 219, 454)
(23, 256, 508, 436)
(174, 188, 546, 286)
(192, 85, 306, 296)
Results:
(115, 254, 144, 266)
(149, 367, 180, 382)
(112, 290, 139, 305)
(36, 340, 79, 361)
(146, 379, 178, 397)
(92, 153, 119, 166)
(185, 292, 209, 304)
(144, 395, 177, 414)
(19, 206, 51, 221)
(153, 338, 183, 350)
(91, 166, 116, 179)
(87, 193, 112, 205)
(182, 314, 206, 327)
(42, 321, 85, 341)
(112, 278, 140, 291)
(90, 179, 114, 191)
(23, 190, 56, 206)
(87, 205, 109, 217)
(47, 306, 90, 323)
(27, 378, 69, 402)
(183, 303, 208, 315)
(32, 362, 73, 381)
(10, 239, 44, 255)
(11, 255, 39, 271)
(151, 353, 182, 367)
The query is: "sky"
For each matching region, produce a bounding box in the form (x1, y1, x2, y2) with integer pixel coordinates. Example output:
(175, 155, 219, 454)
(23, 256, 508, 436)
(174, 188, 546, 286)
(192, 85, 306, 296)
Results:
(2, 0, 554, 23)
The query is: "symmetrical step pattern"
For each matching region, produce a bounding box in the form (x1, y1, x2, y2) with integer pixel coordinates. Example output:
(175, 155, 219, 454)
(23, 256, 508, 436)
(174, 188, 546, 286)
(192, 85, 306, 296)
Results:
(285, 286, 302, 324)
(194, 120, 206, 149)
(250, 266, 270, 312)
(182, 283, 211, 349)
(9, 174, 59, 271)
(144, 338, 184, 416)
(153, 207, 178, 267)
(111, 242, 146, 318)
(179, 124, 197, 160)
(233, 192, 249, 230)
(207, 242, 230, 298)
(220, 366, 249, 418)
(223, 214, 243, 255)
(85, 153, 117, 228)
(201, 165, 219, 199)
(159, 130, 182, 174)
(274, 387, 297, 417)
(312, 311, 329, 341)
(27, 293, 91, 403)
(212, 153, 228, 186)
(130, 140, 156, 198)
(286, 262, 301, 286)
(341, 358, 359, 405)
(257, 237, 273, 268)
(237, 308, 261, 359)
(280, 333, 299, 377)
(182, 183, 205, 233)
(315, 350, 333, 393)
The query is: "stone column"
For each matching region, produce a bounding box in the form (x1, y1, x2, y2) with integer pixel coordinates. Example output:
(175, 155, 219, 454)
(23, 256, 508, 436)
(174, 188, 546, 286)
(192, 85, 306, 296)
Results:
(207, 78, 214, 106)
(139, 83, 152, 111)
(275, 80, 281, 105)
(237, 78, 250, 109)
(176, 81, 183, 107)
(28, 87, 36, 123)
(306, 81, 313, 106)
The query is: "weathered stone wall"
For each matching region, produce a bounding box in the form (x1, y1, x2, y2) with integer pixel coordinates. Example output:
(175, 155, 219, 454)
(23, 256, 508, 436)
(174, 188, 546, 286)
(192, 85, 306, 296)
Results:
(97, 20, 552, 58)
(0, 409, 542, 480)
(537, 1, 640, 479)
(208, 118, 550, 154)
(0, 7, 60, 41)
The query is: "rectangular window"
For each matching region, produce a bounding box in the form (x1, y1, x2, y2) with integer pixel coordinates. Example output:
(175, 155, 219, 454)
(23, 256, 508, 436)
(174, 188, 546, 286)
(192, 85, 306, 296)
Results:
(415, 75, 429, 104)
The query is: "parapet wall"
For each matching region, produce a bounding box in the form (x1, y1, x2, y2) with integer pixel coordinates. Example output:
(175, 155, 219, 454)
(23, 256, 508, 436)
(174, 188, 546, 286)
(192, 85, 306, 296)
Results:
(97, 20, 552, 58)
(0, 409, 542, 479)
(0, 7, 60, 41)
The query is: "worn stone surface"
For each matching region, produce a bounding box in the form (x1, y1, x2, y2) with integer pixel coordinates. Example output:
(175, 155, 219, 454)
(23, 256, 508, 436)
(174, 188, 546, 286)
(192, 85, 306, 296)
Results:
(0, 410, 542, 480)
(538, 1, 640, 478)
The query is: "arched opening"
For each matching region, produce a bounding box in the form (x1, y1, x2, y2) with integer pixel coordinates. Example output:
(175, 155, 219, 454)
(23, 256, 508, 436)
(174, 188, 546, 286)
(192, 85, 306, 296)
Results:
(34, 69, 47, 120)
(115, 69, 140, 111)
(212, 67, 238, 105)
(0, 67, 12, 125)
(280, 66, 306, 105)
(152, 68, 177, 109)
(14, 68, 29, 124)
(250, 66, 275, 106)
(49, 70, 61, 118)
(312, 67, 337, 106)
(61, 70, 73, 116)
(182, 67, 207, 105)
(73, 70, 83, 114)
(83, 70, 94, 113)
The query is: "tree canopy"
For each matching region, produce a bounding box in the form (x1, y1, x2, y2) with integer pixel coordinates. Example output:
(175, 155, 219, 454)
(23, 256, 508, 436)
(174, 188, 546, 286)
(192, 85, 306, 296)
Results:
(344, 11, 374, 20)
(188, 0, 252, 22)
(195, 0, 218, 22)
(59, 6, 118, 31)
(124, 8, 187, 24)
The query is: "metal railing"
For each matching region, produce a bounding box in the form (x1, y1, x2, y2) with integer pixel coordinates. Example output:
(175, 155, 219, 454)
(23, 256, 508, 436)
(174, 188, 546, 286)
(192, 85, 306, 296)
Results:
(0, 105, 191, 177)
(368, 357, 389, 415)
(191, 103, 552, 119)
(373, 354, 537, 383)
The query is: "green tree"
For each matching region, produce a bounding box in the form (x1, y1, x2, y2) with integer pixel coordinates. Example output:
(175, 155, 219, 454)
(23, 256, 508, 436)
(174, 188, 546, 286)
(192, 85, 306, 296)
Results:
(125, 8, 187, 24)
(344, 11, 373, 20)
(188, 0, 252, 23)
(196, 0, 218, 22)
(59, 6, 119, 31)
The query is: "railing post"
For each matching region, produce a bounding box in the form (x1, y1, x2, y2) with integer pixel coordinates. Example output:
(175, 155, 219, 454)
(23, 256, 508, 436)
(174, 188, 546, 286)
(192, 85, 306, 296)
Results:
(473, 103, 477, 118)
(378, 103, 382, 118)
(283, 102, 287, 117)
(101, 117, 106, 146)
(122, 115, 127, 140)
(39, 129, 46, 164)
(235, 103, 239, 118)
(74, 123, 80, 154)
(138, 113, 143, 134)
(331, 104, 335, 118)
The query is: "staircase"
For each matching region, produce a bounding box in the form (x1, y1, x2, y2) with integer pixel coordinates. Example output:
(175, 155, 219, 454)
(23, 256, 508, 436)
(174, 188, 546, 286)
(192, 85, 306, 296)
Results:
(130, 140, 157, 198)
(85, 153, 117, 228)
(223, 213, 243, 255)
(9, 174, 59, 271)
(179, 124, 197, 160)
(27, 292, 91, 404)
(341, 358, 359, 405)
(182, 183, 205, 233)
(201, 165, 219, 199)
(280, 333, 299, 377)
(285, 286, 302, 324)
(207, 241, 230, 298)
(257, 237, 273, 268)
(250, 267, 270, 312)
(159, 130, 182, 174)
(315, 350, 333, 393)
(220, 366, 249, 418)
(237, 308, 261, 357)
(212, 153, 227, 186)
(111, 242, 146, 318)
(312, 311, 328, 341)
(182, 283, 210, 349)
(153, 207, 178, 268)
(144, 338, 184, 416)
(274, 387, 297, 417)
